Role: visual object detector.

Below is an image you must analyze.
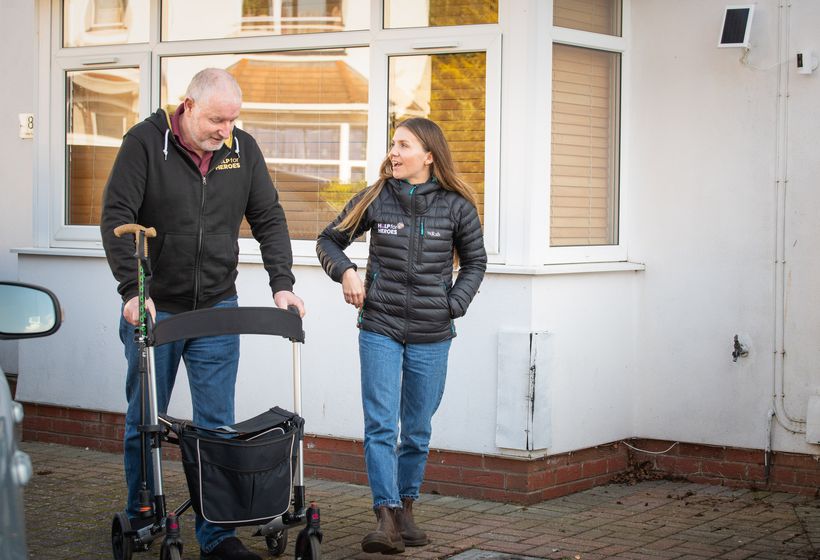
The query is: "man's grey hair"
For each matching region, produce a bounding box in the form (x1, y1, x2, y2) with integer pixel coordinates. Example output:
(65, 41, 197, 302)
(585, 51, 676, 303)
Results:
(185, 68, 243, 105)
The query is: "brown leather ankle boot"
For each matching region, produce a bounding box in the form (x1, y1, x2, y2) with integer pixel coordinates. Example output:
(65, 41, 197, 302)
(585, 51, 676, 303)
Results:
(361, 506, 406, 554)
(396, 497, 429, 546)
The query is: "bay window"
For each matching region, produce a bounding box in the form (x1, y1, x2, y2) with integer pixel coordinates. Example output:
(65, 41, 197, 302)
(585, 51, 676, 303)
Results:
(46, 1, 629, 266)
(52, 0, 500, 257)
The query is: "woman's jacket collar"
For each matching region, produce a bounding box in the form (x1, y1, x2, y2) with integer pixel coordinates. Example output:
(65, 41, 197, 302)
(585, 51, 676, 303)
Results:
(387, 177, 441, 215)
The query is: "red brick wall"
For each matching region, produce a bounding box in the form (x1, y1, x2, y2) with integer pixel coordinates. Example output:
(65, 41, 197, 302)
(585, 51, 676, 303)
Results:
(19, 401, 820, 503)
(627, 438, 820, 496)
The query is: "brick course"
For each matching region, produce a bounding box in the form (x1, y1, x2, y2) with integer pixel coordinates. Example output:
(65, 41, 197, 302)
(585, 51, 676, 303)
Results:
(18, 401, 820, 503)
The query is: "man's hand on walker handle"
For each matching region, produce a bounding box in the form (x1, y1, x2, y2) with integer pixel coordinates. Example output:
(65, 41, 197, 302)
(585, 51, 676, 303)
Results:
(274, 290, 306, 317)
(123, 296, 156, 326)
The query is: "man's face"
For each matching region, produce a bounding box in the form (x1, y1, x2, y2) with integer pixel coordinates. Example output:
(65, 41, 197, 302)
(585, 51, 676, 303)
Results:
(183, 92, 241, 153)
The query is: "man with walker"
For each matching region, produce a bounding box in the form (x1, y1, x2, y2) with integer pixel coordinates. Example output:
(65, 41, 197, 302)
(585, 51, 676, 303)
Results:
(101, 68, 304, 560)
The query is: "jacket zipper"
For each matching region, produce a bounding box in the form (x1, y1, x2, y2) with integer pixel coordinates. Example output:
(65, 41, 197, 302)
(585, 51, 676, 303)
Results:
(417, 218, 425, 265)
(167, 135, 208, 309)
(193, 175, 207, 309)
(176, 140, 229, 310)
(403, 186, 418, 342)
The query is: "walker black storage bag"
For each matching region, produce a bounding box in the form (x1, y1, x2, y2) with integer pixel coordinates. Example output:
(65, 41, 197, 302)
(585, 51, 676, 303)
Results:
(174, 406, 303, 528)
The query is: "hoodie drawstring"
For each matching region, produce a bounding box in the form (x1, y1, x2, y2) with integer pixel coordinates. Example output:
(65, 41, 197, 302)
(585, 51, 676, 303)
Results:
(235, 136, 240, 159)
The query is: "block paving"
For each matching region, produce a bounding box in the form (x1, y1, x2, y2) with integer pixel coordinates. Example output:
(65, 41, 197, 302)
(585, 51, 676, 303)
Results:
(21, 441, 820, 560)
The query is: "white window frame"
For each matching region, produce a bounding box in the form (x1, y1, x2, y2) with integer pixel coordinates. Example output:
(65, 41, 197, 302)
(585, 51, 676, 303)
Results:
(544, 4, 631, 265)
(50, 53, 152, 248)
(41, 0, 504, 264)
(151, 34, 375, 259)
(369, 29, 502, 258)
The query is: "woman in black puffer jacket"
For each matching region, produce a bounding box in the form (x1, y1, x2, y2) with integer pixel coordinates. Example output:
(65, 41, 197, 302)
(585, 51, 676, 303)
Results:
(316, 118, 487, 555)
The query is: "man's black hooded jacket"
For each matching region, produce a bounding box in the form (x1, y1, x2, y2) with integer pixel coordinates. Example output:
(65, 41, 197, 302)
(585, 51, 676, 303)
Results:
(101, 108, 295, 313)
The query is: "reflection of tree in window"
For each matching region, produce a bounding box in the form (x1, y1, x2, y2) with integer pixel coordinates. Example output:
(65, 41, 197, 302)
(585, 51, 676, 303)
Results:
(91, 0, 127, 30)
(388, 52, 487, 222)
(243, 0, 271, 16)
(385, 0, 497, 28)
(428, 0, 497, 26)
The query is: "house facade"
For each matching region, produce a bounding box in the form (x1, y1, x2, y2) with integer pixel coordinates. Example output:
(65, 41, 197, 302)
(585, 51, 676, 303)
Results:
(1, 0, 818, 502)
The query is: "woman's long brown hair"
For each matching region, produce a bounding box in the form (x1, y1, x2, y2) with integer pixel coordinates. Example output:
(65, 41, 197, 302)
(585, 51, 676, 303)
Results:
(335, 118, 479, 237)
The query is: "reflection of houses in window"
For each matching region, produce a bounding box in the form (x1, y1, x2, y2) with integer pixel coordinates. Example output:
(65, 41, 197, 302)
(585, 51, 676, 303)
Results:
(226, 54, 368, 239)
(90, 0, 127, 31)
(68, 70, 139, 146)
(64, 0, 140, 46)
(66, 69, 140, 226)
(241, 0, 344, 34)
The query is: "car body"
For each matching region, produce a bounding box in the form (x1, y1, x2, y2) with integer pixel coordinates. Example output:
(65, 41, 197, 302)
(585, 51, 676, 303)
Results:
(0, 282, 62, 560)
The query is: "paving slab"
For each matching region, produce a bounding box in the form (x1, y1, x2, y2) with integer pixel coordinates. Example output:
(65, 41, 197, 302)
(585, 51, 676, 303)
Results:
(21, 442, 820, 560)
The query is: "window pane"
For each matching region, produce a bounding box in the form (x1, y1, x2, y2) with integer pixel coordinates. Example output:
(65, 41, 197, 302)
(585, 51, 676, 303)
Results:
(162, 0, 368, 41)
(161, 49, 369, 241)
(66, 68, 140, 225)
(553, 0, 622, 36)
(388, 52, 486, 222)
(550, 44, 620, 247)
(385, 0, 497, 29)
(63, 0, 149, 47)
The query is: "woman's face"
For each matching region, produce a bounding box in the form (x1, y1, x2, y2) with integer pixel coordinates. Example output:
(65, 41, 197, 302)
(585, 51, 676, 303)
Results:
(389, 126, 433, 185)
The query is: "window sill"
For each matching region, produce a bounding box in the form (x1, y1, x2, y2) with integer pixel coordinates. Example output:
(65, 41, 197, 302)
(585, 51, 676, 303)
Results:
(11, 247, 324, 267)
(487, 261, 645, 275)
(14, 247, 645, 275)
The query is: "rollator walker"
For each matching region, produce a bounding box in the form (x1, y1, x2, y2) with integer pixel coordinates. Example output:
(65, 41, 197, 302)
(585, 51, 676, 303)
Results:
(110, 224, 322, 560)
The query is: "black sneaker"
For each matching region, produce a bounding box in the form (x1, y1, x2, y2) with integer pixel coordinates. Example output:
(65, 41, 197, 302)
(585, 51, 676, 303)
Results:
(200, 537, 262, 560)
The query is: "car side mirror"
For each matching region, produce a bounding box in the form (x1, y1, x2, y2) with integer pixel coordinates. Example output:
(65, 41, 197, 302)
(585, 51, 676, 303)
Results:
(0, 282, 62, 340)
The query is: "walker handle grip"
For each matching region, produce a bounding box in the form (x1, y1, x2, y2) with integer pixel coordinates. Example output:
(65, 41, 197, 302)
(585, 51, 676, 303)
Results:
(114, 224, 157, 256)
(114, 224, 157, 238)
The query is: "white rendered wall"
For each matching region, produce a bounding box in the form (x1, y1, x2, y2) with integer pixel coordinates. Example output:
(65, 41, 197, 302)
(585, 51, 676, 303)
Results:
(0, 0, 38, 373)
(15, 256, 639, 456)
(11, 0, 820, 461)
(629, 0, 820, 454)
(15, 255, 637, 456)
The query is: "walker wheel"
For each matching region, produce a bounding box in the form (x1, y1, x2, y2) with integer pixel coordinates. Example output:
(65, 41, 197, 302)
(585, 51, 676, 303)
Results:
(111, 512, 134, 560)
(294, 530, 321, 560)
(265, 529, 288, 557)
(159, 541, 182, 560)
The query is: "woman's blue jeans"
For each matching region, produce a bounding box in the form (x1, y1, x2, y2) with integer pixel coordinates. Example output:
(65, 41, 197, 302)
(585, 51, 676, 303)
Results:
(120, 295, 239, 553)
(358, 329, 452, 509)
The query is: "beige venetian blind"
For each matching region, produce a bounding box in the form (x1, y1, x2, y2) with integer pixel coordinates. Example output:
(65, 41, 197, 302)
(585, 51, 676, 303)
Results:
(550, 43, 620, 246)
(553, 0, 622, 36)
